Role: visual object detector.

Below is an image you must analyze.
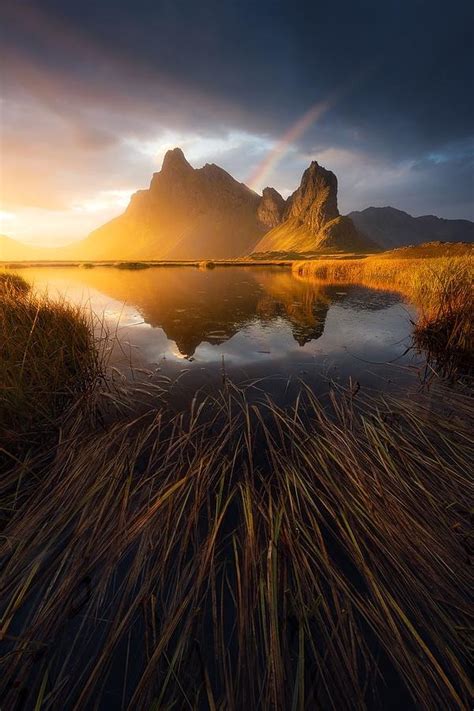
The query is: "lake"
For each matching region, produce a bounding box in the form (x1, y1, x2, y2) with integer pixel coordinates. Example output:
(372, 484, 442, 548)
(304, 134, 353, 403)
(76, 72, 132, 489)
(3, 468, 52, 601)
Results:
(21, 265, 423, 403)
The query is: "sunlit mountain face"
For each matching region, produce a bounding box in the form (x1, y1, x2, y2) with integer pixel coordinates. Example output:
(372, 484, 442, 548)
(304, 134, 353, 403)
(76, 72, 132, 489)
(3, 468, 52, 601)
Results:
(1, 0, 473, 252)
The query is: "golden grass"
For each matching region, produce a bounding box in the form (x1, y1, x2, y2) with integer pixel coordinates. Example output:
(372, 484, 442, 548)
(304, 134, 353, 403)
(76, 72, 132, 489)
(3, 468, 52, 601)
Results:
(0, 271, 31, 295)
(0, 382, 472, 709)
(293, 255, 474, 374)
(0, 272, 103, 455)
(0, 258, 294, 269)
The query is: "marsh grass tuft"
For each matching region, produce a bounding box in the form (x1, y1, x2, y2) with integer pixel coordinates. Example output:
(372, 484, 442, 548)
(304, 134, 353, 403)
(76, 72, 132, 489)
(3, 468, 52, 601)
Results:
(294, 255, 473, 375)
(0, 271, 31, 296)
(0, 272, 103, 453)
(412, 261, 473, 375)
(0, 381, 471, 709)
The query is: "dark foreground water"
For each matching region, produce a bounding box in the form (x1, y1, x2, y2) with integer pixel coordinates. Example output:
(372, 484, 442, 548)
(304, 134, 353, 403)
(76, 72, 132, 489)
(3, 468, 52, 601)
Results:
(23, 265, 422, 402)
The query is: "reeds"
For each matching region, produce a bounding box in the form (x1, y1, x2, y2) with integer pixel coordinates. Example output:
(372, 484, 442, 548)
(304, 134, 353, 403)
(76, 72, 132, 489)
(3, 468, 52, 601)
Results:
(0, 272, 103, 454)
(0, 382, 471, 709)
(294, 255, 473, 374)
(0, 271, 31, 296)
(412, 261, 473, 375)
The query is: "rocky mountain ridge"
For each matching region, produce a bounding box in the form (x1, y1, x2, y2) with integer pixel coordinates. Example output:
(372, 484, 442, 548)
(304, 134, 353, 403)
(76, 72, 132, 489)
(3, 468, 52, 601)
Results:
(348, 206, 474, 249)
(252, 162, 375, 254)
(80, 148, 271, 260)
(1, 148, 473, 261)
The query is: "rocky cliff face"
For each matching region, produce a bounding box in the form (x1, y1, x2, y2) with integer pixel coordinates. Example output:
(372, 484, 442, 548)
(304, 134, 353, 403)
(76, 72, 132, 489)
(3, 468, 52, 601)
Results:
(285, 162, 339, 231)
(84, 152, 375, 260)
(253, 161, 375, 254)
(257, 187, 286, 229)
(81, 148, 270, 260)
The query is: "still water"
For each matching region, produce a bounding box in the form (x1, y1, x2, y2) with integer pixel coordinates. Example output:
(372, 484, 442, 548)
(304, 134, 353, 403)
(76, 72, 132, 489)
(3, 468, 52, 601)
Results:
(22, 265, 422, 398)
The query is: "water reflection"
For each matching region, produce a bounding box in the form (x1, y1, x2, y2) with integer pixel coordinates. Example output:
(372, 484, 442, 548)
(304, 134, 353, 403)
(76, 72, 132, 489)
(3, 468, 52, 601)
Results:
(22, 266, 419, 392)
(87, 266, 340, 357)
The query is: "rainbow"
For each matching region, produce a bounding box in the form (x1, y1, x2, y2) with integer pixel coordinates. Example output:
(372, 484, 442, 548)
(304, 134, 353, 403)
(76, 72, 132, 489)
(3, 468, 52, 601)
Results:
(248, 67, 373, 192)
(247, 97, 335, 191)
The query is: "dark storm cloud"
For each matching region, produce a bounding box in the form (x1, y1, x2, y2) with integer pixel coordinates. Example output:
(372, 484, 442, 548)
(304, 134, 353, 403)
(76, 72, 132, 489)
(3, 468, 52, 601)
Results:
(1, 0, 473, 221)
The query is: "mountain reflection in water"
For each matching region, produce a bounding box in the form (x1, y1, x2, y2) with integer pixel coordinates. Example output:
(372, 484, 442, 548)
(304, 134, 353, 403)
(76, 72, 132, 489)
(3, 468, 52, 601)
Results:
(23, 266, 418, 393)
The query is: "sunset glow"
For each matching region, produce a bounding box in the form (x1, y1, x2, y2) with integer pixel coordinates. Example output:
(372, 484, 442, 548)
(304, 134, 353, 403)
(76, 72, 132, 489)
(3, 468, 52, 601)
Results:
(1, 0, 472, 250)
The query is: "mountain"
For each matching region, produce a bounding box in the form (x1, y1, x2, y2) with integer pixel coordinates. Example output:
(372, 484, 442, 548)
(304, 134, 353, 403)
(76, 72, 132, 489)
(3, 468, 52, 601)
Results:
(252, 162, 376, 254)
(3, 150, 473, 262)
(89, 154, 375, 259)
(348, 207, 474, 249)
(256, 187, 286, 228)
(81, 148, 275, 260)
(0, 235, 53, 261)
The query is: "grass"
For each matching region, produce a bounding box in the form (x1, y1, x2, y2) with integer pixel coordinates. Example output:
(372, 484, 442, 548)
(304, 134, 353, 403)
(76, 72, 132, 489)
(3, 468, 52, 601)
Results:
(251, 250, 372, 260)
(0, 271, 31, 295)
(293, 255, 473, 375)
(0, 381, 472, 709)
(0, 271, 103, 457)
(0, 257, 472, 708)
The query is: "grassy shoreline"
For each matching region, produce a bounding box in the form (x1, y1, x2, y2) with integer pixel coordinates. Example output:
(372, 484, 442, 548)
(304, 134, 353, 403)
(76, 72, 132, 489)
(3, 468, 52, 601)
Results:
(0, 262, 472, 708)
(0, 272, 103, 462)
(0, 258, 295, 269)
(0, 241, 470, 270)
(293, 254, 473, 375)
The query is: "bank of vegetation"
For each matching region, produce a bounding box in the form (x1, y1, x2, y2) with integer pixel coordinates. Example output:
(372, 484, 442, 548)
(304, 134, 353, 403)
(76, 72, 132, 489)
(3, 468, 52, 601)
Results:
(293, 254, 473, 375)
(0, 272, 103, 462)
(0, 262, 472, 709)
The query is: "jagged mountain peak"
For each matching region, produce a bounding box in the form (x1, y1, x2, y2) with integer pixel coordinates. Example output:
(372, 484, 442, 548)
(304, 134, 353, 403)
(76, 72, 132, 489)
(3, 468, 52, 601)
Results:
(7, 147, 470, 262)
(161, 147, 193, 173)
(285, 161, 339, 232)
(252, 159, 369, 254)
(257, 187, 287, 229)
(83, 148, 267, 260)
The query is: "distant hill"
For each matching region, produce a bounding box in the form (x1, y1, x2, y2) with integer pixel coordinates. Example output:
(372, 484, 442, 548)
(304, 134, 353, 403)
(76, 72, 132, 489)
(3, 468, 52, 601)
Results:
(348, 207, 474, 250)
(0, 234, 53, 261)
(374, 241, 474, 259)
(252, 162, 376, 255)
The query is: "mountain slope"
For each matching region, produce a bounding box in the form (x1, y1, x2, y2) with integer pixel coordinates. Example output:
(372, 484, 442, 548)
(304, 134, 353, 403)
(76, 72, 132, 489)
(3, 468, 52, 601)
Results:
(81, 148, 272, 260)
(3, 150, 472, 262)
(348, 207, 474, 249)
(0, 235, 55, 261)
(253, 162, 376, 254)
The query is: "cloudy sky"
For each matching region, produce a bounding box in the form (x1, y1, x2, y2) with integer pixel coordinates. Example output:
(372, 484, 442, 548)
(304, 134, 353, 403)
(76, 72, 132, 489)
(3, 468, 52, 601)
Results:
(1, 0, 473, 246)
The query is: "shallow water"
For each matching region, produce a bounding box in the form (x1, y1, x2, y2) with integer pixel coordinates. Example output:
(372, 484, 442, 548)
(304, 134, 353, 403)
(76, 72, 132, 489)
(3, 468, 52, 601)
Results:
(22, 265, 423, 399)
